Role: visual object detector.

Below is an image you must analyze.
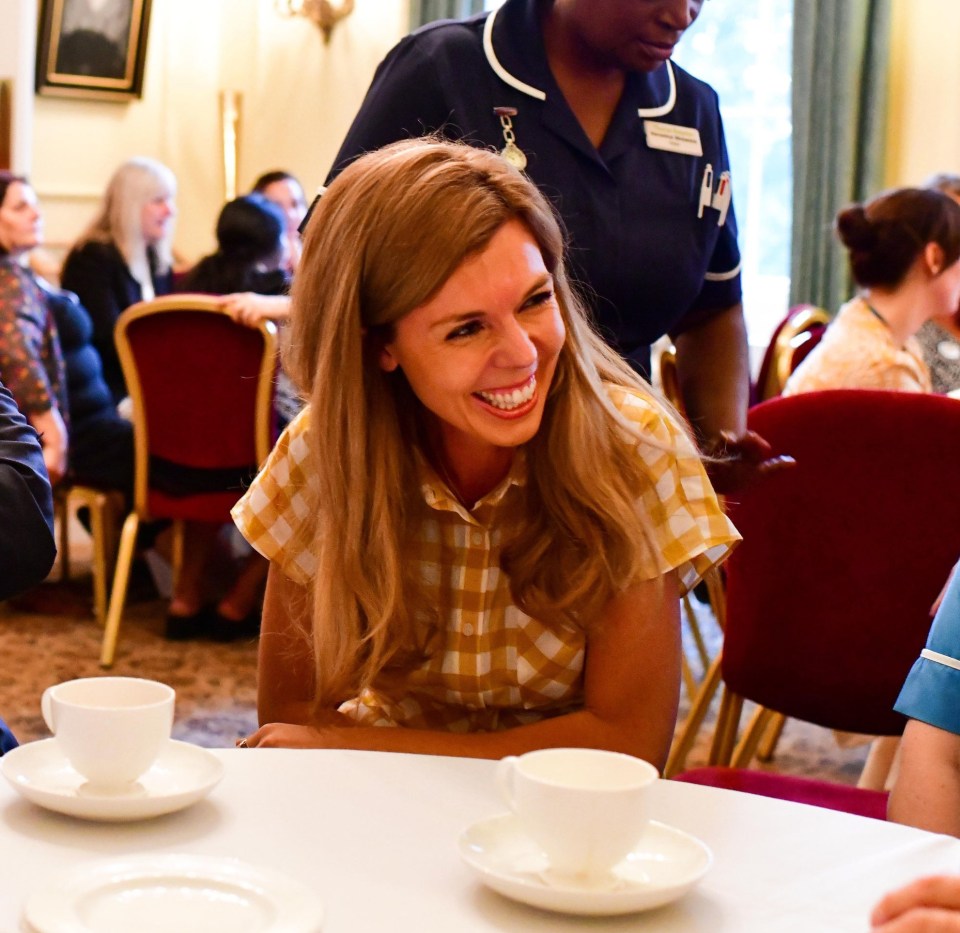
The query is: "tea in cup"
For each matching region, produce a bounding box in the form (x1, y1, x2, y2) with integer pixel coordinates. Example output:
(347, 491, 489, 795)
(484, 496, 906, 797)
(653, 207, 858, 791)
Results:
(496, 747, 658, 882)
(41, 677, 175, 789)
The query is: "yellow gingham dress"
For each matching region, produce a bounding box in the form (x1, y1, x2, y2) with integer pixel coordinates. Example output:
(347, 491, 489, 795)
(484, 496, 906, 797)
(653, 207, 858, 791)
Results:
(232, 385, 739, 731)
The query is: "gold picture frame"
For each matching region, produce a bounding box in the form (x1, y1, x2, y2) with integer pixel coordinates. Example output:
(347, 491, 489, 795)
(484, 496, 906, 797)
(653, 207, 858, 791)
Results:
(0, 81, 11, 169)
(36, 0, 153, 102)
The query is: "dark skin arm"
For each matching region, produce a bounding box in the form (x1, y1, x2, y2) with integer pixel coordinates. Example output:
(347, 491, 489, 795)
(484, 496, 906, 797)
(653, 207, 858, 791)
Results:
(673, 303, 794, 494)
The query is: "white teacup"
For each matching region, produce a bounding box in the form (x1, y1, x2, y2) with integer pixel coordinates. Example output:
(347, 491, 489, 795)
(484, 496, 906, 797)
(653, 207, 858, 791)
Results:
(41, 677, 175, 789)
(496, 747, 658, 881)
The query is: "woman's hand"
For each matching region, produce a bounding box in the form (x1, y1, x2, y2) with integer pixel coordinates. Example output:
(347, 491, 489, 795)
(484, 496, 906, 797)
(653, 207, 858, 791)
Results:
(220, 293, 291, 327)
(29, 406, 68, 485)
(239, 712, 355, 749)
(871, 876, 960, 930)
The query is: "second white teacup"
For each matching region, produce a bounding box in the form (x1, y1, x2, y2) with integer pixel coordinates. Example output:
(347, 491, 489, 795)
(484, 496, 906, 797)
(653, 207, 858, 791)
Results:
(496, 747, 658, 881)
(41, 677, 175, 789)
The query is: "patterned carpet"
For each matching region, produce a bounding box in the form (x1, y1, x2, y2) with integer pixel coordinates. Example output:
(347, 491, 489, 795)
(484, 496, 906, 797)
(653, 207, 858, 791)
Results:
(0, 527, 871, 782)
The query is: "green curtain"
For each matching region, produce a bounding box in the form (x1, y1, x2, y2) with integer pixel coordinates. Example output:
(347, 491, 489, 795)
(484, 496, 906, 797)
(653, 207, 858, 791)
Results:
(409, 0, 485, 30)
(790, 0, 891, 312)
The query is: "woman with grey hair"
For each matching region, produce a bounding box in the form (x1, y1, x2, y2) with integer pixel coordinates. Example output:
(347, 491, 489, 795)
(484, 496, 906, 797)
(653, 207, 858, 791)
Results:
(61, 157, 177, 405)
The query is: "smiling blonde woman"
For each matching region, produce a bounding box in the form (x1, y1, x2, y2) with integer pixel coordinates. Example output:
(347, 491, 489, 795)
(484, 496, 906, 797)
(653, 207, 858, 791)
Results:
(233, 138, 739, 765)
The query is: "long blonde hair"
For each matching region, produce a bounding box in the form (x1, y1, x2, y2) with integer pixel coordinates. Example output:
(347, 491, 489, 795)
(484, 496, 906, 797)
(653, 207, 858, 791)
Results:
(76, 157, 176, 290)
(286, 139, 685, 706)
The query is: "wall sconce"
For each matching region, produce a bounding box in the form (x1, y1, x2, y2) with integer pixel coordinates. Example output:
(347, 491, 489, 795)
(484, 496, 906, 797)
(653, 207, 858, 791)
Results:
(274, 0, 355, 44)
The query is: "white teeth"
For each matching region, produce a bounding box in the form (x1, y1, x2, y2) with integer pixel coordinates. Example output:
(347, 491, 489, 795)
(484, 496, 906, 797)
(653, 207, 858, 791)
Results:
(478, 377, 537, 410)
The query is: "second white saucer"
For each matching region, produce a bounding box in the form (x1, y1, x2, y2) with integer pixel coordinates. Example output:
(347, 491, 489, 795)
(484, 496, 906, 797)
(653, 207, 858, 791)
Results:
(459, 813, 712, 916)
(1, 738, 224, 821)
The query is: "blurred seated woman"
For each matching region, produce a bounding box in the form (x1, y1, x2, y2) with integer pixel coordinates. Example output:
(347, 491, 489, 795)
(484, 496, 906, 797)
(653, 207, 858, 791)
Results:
(0, 171, 133, 501)
(61, 157, 177, 406)
(252, 170, 307, 273)
(918, 172, 960, 395)
(784, 187, 960, 396)
(234, 139, 740, 763)
(182, 194, 290, 297)
(169, 194, 293, 641)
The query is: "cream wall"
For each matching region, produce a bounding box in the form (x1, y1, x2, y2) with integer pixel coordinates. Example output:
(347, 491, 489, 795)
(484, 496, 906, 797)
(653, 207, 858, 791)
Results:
(885, 0, 960, 186)
(21, 0, 408, 263)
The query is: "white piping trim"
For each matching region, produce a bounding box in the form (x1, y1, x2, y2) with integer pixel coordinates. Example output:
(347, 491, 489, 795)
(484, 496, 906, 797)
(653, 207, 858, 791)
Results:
(921, 648, 960, 672)
(704, 261, 742, 282)
(483, 7, 546, 101)
(636, 61, 676, 118)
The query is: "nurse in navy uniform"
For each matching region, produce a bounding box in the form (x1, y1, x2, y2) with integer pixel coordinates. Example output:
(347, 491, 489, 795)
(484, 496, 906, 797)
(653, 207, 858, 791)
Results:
(327, 0, 785, 491)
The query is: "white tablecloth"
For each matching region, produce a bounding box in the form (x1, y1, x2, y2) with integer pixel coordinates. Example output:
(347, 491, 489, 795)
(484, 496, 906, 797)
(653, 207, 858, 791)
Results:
(2, 748, 960, 932)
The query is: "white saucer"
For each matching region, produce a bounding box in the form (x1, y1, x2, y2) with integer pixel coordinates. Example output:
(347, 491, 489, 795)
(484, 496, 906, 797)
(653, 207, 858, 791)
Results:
(23, 853, 324, 933)
(2, 738, 224, 821)
(459, 813, 712, 916)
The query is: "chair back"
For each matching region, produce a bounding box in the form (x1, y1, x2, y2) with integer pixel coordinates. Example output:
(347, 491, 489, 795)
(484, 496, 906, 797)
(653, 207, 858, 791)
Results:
(722, 390, 960, 736)
(754, 304, 830, 402)
(116, 295, 277, 524)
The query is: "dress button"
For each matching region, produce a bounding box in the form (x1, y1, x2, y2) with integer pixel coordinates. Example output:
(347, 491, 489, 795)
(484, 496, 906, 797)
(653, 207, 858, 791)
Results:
(462, 623, 475, 637)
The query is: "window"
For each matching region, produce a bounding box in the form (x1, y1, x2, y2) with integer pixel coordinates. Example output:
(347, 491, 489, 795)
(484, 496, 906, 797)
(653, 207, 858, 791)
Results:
(673, 1, 793, 356)
(467, 0, 795, 362)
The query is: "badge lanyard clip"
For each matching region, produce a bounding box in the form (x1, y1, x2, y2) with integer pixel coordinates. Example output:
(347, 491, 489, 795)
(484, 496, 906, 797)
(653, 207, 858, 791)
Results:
(494, 107, 528, 171)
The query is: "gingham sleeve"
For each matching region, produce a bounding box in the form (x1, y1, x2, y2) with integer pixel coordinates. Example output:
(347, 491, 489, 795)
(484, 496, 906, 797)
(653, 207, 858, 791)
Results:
(231, 407, 317, 585)
(609, 385, 740, 594)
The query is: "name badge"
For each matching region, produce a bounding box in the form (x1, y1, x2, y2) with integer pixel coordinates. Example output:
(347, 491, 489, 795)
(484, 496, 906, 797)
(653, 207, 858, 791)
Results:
(643, 121, 703, 157)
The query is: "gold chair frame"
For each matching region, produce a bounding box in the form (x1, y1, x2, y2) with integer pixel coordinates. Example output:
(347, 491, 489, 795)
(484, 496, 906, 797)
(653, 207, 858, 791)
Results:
(99, 295, 277, 667)
(759, 306, 831, 401)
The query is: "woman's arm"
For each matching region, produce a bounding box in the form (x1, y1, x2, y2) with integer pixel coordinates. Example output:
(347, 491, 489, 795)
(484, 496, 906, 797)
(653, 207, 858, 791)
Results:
(248, 568, 682, 769)
(887, 718, 960, 836)
(220, 293, 291, 327)
(28, 406, 68, 486)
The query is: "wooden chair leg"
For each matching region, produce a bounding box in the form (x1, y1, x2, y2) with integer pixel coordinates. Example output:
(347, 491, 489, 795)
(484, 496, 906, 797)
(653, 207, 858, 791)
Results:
(87, 491, 109, 625)
(665, 653, 723, 778)
(681, 654, 698, 703)
(56, 489, 71, 582)
(100, 513, 140, 668)
(858, 736, 901, 790)
(732, 706, 778, 768)
(708, 688, 744, 766)
(756, 712, 788, 762)
(682, 592, 712, 670)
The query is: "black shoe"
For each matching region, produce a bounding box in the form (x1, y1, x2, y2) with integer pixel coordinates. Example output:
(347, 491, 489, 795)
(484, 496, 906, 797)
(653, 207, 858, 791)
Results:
(209, 610, 261, 643)
(164, 607, 212, 641)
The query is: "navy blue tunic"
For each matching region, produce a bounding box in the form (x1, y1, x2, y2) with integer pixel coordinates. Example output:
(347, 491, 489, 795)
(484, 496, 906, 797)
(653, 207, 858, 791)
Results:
(329, 0, 742, 372)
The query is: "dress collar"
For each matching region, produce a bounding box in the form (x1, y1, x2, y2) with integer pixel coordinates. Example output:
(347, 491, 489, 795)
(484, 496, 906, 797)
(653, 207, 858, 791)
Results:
(483, 0, 677, 117)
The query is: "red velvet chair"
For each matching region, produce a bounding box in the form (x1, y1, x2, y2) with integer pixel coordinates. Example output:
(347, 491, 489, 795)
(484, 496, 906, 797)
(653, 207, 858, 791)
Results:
(99, 295, 278, 666)
(753, 304, 830, 403)
(670, 390, 960, 818)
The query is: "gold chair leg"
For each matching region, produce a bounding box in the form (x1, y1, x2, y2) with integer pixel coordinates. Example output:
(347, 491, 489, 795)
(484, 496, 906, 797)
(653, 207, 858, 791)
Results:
(708, 688, 744, 766)
(100, 513, 140, 668)
(681, 654, 697, 703)
(665, 653, 723, 778)
(170, 519, 185, 596)
(756, 712, 788, 762)
(87, 492, 109, 626)
(56, 490, 70, 582)
(732, 706, 777, 768)
(681, 591, 711, 669)
(858, 736, 901, 790)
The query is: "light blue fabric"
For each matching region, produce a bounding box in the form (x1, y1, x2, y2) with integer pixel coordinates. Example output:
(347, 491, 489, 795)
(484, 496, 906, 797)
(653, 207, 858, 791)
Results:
(895, 569, 960, 735)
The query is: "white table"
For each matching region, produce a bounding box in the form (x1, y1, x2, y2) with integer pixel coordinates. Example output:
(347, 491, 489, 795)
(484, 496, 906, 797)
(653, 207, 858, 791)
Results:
(3, 748, 960, 932)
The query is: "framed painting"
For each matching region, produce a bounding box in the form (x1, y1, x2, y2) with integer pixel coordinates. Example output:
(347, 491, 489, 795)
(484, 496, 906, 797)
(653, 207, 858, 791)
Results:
(0, 81, 11, 170)
(35, 0, 153, 102)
